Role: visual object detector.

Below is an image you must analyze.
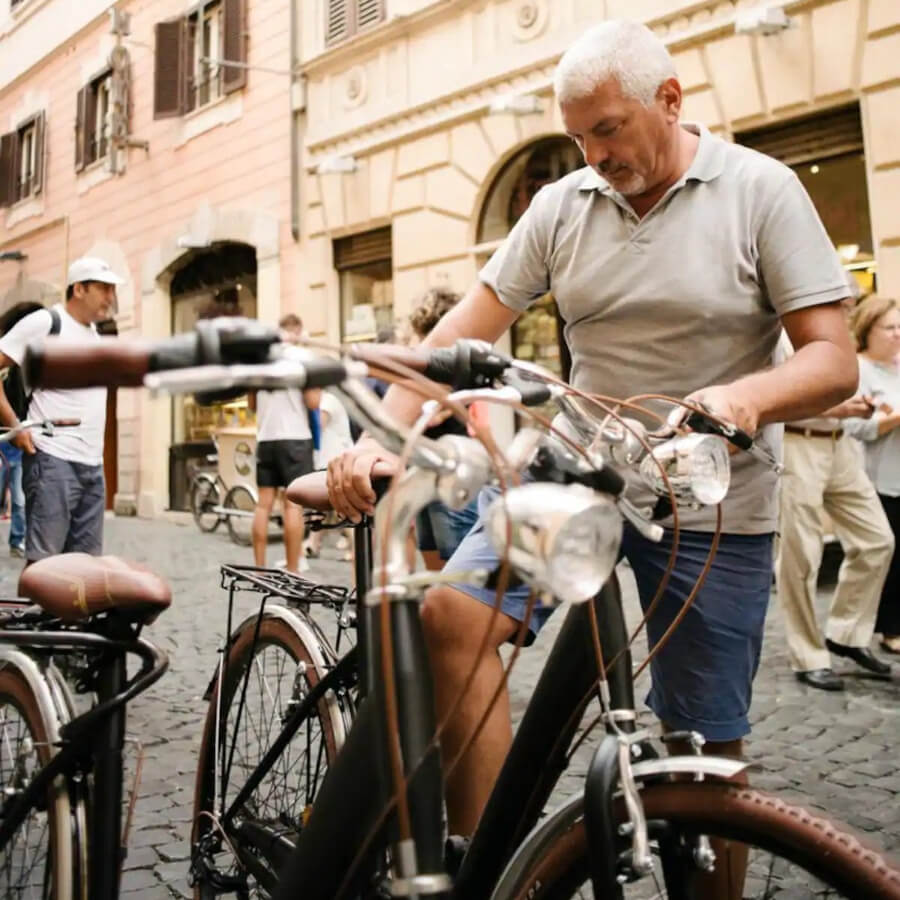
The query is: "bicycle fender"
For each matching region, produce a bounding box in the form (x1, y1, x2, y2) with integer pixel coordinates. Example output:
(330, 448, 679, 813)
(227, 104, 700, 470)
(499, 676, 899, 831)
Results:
(583, 735, 625, 899)
(489, 753, 753, 900)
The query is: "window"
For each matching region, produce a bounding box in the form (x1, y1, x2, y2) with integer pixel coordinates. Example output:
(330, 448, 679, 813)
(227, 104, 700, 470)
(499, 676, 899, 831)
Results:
(334, 227, 393, 342)
(153, 0, 247, 120)
(75, 71, 113, 170)
(188, 1, 223, 110)
(325, 0, 386, 47)
(0, 112, 45, 208)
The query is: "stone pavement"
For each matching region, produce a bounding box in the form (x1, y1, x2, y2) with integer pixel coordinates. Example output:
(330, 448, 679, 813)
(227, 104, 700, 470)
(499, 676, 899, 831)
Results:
(0, 514, 897, 897)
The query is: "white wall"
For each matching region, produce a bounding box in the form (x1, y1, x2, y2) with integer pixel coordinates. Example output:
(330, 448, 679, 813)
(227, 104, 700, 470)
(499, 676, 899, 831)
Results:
(0, 0, 111, 89)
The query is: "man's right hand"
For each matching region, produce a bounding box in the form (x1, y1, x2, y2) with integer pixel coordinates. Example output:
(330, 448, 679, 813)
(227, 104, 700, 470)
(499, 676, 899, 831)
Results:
(326, 443, 399, 522)
(12, 430, 36, 454)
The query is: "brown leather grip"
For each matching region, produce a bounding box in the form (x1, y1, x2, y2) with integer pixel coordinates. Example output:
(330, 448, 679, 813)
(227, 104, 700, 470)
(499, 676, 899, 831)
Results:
(348, 343, 430, 376)
(25, 338, 152, 389)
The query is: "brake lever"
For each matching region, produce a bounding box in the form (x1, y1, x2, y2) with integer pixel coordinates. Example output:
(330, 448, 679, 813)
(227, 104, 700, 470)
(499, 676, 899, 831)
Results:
(684, 410, 784, 475)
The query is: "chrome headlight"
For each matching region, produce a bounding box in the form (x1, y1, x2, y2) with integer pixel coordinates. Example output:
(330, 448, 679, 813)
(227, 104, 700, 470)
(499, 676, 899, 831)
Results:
(639, 433, 730, 506)
(485, 483, 622, 605)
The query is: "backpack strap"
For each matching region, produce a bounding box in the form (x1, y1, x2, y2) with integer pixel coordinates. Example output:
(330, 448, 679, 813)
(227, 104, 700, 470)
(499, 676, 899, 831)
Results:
(48, 308, 61, 337)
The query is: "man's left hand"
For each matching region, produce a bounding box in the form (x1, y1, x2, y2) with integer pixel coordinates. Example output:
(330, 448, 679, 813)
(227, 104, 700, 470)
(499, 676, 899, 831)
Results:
(683, 384, 761, 437)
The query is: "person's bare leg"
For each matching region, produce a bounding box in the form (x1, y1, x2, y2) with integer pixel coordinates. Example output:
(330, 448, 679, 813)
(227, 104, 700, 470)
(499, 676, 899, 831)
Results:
(282, 493, 305, 572)
(252, 487, 276, 567)
(422, 585, 517, 835)
(666, 732, 747, 899)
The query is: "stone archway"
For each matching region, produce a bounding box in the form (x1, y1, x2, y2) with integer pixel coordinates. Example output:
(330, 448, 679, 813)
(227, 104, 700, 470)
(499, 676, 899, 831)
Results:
(128, 205, 280, 518)
(476, 136, 582, 383)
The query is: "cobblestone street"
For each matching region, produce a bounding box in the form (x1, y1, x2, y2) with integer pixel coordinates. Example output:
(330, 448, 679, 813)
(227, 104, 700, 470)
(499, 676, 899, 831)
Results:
(1, 514, 898, 898)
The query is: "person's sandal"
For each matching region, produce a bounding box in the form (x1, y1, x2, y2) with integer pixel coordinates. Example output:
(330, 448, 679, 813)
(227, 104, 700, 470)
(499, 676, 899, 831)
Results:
(880, 635, 900, 655)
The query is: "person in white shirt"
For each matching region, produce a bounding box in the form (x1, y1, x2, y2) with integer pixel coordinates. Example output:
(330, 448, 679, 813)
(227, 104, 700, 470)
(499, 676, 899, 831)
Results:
(0, 256, 122, 563)
(304, 390, 354, 560)
(252, 314, 320, 573)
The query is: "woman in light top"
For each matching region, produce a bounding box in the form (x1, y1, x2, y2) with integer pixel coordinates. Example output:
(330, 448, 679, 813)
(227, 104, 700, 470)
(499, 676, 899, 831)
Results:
(846, 295, 900, 654)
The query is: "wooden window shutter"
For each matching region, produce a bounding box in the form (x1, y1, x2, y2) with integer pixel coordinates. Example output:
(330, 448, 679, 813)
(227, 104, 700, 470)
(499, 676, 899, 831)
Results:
(356, 0, 384, 32)
(222, 0, 247, 94)
(84, 82, 99, 164)
(325, 0, 350, 46)
(333, 227, 392, 269)
(735, 104, 863, 167)
(154, 18, 187, 119)
(0, 131, 14, 208)
(74, 87, 88, 171)
(31, 111, 45, 195)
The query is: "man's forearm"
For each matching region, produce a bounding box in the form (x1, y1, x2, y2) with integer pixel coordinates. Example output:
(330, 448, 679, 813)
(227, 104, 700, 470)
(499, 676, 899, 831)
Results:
(0, 391, 18, 428)
(358, 281, 518, 450)
(734, 340, 857, 427)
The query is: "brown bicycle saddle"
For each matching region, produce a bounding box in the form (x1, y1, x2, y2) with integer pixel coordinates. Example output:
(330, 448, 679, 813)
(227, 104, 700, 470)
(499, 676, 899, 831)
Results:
(18, 554, 172, 624)
(287, 470, 331, 511)
(287, 462, 396, 513)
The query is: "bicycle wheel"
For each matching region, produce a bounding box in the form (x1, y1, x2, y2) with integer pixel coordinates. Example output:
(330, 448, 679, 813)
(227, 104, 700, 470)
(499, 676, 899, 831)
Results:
(224, 484, 256, 547)
(495, 781, 900, 900)
(191, 474, 222, 533)
(0, 667, 78, 900)
(191, 612, 349, 899)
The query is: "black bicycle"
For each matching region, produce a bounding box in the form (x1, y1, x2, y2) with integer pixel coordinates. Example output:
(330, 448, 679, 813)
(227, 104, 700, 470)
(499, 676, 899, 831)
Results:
(24, 318, 900, 900)
(0, 556, 170, 900)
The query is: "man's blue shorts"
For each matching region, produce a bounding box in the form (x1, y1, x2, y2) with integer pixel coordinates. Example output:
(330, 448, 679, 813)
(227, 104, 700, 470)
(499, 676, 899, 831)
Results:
(442, 488, 774, 743)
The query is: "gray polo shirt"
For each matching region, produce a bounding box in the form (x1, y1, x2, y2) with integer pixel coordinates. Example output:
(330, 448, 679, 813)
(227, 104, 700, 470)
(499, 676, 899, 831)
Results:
(480, 123, 848, 533)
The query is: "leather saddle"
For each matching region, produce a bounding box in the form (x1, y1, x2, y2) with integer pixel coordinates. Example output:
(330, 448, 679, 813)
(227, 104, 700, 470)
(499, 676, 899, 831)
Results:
(19, 554, 172, 624)
(287, 462, 396, 513)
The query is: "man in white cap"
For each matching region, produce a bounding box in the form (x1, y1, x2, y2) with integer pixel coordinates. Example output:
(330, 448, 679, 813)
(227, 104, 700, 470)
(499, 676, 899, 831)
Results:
(0, 256, 123, 563)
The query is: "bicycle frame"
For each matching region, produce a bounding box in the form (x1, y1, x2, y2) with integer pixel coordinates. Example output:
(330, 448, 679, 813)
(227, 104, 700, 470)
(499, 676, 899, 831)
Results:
(0, 620, 168, 900)
(272, 571, 635, 900)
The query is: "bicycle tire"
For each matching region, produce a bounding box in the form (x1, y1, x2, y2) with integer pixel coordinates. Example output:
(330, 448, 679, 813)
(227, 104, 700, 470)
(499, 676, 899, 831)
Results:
(191, 612, 349, 899)
(0, 667, 79, 900)
(494, 781, 900, 900)
(191, 474, 222, 533)
(224, 484, 256, 547)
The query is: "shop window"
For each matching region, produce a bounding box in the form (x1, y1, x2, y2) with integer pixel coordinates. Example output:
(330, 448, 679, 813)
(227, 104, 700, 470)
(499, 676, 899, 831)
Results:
(334, 227, 393, 343)
(736, 104, 875, 292)
(153, 0, 247, 120)
(169, 242, 257, 446)
(326, 0, 386, 47)
(0, 112, 45, 207)
(477, 138, 582, 383)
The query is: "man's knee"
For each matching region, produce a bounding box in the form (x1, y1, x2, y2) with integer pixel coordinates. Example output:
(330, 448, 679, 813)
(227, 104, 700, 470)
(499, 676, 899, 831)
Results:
(422, 585, 516, 655)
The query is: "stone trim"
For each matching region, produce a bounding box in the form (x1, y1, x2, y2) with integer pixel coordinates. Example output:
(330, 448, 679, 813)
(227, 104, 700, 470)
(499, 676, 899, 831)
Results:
(303, 0, 813, 162)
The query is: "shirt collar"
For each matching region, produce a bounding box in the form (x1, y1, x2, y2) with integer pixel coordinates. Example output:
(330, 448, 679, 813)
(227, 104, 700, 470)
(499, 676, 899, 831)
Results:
(577, 122, 726, 193)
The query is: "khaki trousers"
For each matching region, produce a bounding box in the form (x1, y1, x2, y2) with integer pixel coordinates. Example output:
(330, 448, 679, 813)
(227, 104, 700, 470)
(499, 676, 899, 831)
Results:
(776, 433, 894, 672)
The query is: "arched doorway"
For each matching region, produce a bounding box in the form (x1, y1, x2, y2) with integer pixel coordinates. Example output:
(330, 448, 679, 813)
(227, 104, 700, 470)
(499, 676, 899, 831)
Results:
(477, 138, 582, 382)
(167, 241, 257, 509)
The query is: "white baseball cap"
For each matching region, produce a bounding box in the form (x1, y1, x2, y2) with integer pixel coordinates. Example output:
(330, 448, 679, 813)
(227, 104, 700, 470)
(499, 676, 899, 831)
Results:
(67, 256, 125, 287)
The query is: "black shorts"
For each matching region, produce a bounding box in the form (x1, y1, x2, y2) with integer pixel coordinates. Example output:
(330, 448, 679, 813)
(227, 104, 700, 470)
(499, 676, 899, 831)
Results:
(256, 439, 314, 489)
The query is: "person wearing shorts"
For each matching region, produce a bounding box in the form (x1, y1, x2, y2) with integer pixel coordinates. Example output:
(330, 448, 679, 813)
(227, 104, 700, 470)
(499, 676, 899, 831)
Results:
(0, 257, 123, 564)
(326, 22, 858, 880)
(252, 314, 319, 574)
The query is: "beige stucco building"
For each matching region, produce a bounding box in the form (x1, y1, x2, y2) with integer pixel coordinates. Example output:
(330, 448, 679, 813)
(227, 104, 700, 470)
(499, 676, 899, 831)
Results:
(297, 0, 900, 375)
(2, 0, 899, 517)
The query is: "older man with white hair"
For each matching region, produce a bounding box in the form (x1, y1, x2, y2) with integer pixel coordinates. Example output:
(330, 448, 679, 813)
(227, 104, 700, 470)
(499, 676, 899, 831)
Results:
(326, 17, 857, 877)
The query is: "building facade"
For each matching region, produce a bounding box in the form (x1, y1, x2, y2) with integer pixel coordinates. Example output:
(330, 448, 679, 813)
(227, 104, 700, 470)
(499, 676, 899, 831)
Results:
(297, 0, 900, 380)
(0, 0, 301, 516)
(2, 0, 899, 516)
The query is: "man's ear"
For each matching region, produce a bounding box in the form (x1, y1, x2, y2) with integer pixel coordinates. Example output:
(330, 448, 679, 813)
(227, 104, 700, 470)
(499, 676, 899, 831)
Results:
(657, 78, 683, 123)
